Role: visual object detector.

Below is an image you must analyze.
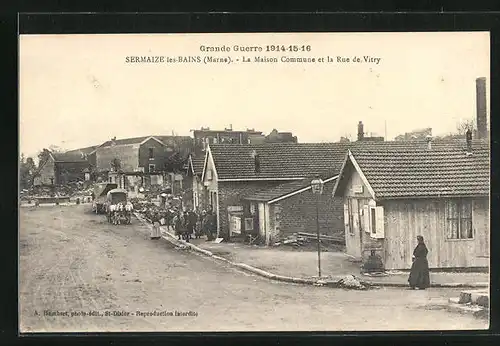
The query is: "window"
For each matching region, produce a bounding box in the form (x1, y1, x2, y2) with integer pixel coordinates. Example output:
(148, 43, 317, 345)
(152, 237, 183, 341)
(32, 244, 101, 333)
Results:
(370, 207, 377, 235)
(369, 205, 385, 239)
(210, 192, 217, 210)
(363, 205, 370, 233)
(148, 148, 154, 159)
(149, 164, 155, 173)
(447, 199, 473, 239)
(250, 203, 256, 215)
(244, 218, 254, 231)
(206, 169, 213, 181)
(230, 216, 241, 234)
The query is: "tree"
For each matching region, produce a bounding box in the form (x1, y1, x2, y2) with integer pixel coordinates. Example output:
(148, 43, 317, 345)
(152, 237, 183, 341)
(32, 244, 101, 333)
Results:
(164, 152, 188, 173)
(456, 118, 476, 135)
(37, 148, 51, 167)
(434, 118, 476, 141)
(19, 154, 36, 189)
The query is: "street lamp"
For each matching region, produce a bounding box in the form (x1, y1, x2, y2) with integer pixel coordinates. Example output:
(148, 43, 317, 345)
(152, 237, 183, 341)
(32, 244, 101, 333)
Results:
(311, 176, 324, 278)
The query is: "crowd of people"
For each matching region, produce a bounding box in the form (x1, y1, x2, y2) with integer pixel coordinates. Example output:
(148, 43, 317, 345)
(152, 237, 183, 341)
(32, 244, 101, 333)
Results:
(148, 206, 218, 243)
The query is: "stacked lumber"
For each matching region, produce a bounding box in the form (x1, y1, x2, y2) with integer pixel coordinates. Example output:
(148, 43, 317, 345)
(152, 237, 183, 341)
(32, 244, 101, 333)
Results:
(273, 234, 310, 247)
(297, 232, 345, 244)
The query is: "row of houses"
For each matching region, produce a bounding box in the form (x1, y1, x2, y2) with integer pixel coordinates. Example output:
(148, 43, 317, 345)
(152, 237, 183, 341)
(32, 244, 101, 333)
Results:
(33, 127, 298, 189)
(188, 136, 490, 270)
(34, 135, 192, 188)
(192, 127, 298, 152)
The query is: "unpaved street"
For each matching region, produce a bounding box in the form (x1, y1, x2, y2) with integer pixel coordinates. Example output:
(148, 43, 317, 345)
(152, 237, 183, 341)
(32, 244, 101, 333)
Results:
(19, 205, 488, 332)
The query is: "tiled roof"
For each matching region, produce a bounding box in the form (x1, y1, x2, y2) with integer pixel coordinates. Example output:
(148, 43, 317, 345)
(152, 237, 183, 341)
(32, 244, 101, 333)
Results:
(208, 140, 476, 181)
(157, 135, 193, 144)
(64, 146, 97, 155)
(244, 168, 339, 202)
(191, 157, 205, 176)
(100, 136, 155, 147)
(344, 139, 490, 199)
(51, 152, 89, 162)
(99, 135, 192, 148)
(208, 143, 351, 180)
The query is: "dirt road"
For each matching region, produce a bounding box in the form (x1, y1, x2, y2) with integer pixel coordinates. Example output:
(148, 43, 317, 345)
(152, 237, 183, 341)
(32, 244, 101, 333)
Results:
(19, 205, 488, 332)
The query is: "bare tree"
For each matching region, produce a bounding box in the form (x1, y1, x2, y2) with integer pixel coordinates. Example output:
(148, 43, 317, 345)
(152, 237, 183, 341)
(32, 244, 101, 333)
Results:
(456, 118, 476, 135)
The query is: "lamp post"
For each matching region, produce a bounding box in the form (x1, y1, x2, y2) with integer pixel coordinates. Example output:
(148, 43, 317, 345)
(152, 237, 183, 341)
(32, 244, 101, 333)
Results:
(311, 176, 324, 278)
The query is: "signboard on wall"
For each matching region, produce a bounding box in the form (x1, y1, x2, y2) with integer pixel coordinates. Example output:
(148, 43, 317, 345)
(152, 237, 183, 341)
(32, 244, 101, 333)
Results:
(227, 206, 243, 212)
(353, 185, 364, 194)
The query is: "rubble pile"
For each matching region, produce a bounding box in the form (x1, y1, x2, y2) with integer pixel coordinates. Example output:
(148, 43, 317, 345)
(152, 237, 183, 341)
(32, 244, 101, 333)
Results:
(20, 182, 94, 201)
(336, 275, 369, 290)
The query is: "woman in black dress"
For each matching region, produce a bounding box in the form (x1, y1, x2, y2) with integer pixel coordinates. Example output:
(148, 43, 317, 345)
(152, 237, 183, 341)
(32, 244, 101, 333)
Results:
(408, 235, 431, 290)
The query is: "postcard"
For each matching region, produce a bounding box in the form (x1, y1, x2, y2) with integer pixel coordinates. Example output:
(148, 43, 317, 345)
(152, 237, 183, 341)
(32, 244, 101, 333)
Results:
(19, 31, 490, 332)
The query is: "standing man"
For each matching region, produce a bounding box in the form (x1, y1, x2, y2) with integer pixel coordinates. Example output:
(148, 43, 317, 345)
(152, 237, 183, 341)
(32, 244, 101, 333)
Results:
(174, 210, 185, 241)
(186, 209, 198, 241)
(203, 210, 214, 241)
(196, 210, 206, 239)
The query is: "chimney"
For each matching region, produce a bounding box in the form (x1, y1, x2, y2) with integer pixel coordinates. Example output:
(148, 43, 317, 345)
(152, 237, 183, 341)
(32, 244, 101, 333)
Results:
(466, 128, 473, 154)
(426, 135, 432, 150)
(357, 121, 364, 141)
(111, 136, 117, 146)
(251, 150, 261, 173)
(476, 77, 487, 139)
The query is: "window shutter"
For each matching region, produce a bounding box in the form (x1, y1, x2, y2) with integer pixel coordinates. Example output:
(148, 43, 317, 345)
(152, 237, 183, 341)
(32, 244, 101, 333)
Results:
(363, 205, 370, 233)
(343, 202, 350, 234)
(375, 206, 385, 238)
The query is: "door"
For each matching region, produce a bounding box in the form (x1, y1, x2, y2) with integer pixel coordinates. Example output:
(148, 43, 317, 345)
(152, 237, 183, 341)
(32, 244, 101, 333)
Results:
(228, 212, 243, 236)
(210, 191, 217, 211)
(258, 203, 266, 239)
(350, 198, 362, 258)
(345, 198, 359, 258)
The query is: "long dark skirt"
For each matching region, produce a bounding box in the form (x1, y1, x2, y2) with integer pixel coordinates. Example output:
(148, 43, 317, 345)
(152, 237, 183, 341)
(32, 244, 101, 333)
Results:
(408, 257, 430, 289)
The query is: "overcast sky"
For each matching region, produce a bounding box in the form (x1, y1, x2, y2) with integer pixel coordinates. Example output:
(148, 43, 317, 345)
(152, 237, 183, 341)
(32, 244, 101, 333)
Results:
(19, 32, 490, 158)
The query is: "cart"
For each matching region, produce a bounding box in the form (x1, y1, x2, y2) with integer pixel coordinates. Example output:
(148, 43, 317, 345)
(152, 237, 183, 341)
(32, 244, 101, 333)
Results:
(105, 188, 129, 225)
(91, 183, 118, 214)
